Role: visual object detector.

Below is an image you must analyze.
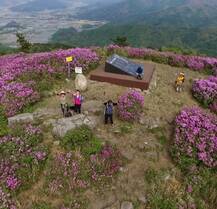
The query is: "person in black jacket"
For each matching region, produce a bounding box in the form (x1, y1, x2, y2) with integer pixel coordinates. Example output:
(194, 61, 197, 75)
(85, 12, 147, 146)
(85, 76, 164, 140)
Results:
(104, 100, 117, 124)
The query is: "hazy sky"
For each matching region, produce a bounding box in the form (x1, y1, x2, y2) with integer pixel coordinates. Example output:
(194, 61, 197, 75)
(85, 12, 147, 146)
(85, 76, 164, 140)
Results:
(0, 0, 123, 7)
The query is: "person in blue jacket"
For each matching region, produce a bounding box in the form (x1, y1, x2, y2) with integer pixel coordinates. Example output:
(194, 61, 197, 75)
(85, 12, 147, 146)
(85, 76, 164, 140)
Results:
(104, 100, 117, 124)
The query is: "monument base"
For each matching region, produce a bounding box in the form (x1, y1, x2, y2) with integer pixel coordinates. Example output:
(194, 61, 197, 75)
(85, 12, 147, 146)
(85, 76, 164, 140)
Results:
(90, 63, 155, 90)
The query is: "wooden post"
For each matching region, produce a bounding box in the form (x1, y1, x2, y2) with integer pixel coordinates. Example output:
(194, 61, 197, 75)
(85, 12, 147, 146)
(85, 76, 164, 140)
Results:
(67, 62, 71, 78)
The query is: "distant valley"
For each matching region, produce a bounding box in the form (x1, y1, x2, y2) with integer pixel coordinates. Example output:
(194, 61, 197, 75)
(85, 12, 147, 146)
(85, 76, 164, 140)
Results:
(0, 0, 106, 47)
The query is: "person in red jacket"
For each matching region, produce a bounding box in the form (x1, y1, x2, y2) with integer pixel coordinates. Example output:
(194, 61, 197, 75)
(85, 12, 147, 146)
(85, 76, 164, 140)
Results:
(73, 90, 84, 114)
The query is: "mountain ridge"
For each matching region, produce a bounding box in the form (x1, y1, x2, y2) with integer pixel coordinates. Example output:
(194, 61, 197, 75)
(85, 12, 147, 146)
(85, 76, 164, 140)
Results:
(77, 0, 217, 27)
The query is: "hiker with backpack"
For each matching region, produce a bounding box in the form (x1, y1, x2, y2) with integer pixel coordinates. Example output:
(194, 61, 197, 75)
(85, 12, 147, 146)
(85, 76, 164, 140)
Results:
(104, 100, 117, 124)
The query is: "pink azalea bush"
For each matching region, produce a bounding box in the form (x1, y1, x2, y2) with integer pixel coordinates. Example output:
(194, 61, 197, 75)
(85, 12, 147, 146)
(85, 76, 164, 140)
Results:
(48, 152, 89, 194)
(90, 144, 122, 180)
(46, 144, 122, 195)
(107, 45, 217, 73)
(173, 107, 217, 169)
(192, 76, 217, 113)
(0, 48, 99, 116)
(117, 89, 144, 122)
(0, 124, 47, 209)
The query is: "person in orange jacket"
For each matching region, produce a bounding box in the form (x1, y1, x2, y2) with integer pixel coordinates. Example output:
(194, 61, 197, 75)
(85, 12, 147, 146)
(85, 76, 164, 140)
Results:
(175, 72, 185, 92)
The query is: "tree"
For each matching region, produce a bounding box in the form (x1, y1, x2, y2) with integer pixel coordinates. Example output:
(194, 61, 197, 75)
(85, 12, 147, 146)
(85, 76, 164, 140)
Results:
(112, 36, 129, 47)
(16, 32, 32, 53)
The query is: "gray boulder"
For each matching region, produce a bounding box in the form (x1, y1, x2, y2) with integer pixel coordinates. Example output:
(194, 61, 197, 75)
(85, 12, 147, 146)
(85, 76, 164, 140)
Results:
(33, 108, 59, 121)
(8, 113, 34, 126)
(121, 202, 133, 209)
(75, 74, 88, 91)
(52, 118, 77, 138)
(52, 114, 99, 138)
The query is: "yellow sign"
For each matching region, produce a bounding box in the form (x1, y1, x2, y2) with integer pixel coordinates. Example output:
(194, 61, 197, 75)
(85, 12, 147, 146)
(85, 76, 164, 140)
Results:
(66, 56, 73, 62)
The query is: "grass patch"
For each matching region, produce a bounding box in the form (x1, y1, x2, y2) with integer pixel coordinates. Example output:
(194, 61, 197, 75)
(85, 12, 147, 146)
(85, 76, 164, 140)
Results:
(145, 168, 161, 184)
(119, 122, 133, 134)
(32, 201, 52, 209)
(144, 168, 183, 209)
(133, 200, 141, 209)
(147, 127, 167, 146)
(0, 106, 8, 136)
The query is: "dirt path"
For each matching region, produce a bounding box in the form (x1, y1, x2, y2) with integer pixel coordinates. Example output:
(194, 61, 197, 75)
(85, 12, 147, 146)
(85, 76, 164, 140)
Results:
(17, 60, 205, 209)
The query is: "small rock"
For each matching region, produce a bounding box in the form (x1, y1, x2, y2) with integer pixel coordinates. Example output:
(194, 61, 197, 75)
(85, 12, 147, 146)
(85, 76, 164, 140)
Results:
(53, 141, 60, 146)
(164, 174, 170, 181)
(138, 196, 147, 204)
(121, 201, 133, 209)
(8, 113, 34, 126)
(75, 74, 88, 91)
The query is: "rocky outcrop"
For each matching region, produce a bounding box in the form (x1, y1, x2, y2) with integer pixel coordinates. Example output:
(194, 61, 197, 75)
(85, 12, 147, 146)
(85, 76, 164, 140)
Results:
(33, 108, 59, 121)
(8, 113, 34, 126)
(51, 114, 99, 138)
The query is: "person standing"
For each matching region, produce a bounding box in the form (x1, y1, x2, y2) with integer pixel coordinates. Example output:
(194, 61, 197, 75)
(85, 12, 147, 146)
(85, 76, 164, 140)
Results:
(175, 72, 185, 92)
(73, 90, 84, 114)
(104, 100, 117, 124)
(56, 90, 69, 117)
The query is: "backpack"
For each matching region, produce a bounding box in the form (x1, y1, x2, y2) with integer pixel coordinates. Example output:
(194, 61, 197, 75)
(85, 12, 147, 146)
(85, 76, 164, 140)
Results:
(105, 104, 113, 115)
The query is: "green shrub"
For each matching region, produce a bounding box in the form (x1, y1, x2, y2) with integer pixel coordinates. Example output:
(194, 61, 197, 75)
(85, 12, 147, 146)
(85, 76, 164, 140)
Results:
(61, 125, 103, 157)
(191, 168, 217, 209)
(148, 193, 177, 209)
(82, 136, 103, 157)
(62, 125, 93, 150)
(144, 169, 179, 209)
(0, 106, 8, 136)
(144, 168, 159, 184)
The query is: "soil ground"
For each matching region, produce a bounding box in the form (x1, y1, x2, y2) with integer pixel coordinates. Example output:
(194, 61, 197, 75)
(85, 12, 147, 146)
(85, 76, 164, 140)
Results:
(17, 60, 206, 209)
